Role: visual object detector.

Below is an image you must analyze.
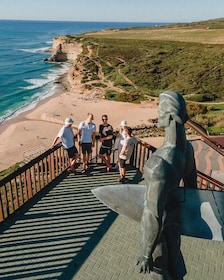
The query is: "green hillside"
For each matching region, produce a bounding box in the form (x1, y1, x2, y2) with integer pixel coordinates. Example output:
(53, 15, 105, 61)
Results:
(64, 18, 224, 134)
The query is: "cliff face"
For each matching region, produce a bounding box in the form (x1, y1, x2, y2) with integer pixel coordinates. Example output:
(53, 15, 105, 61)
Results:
(45, 35, 86, 93)
(46, 35, 123, 98)
(46, 35, 126, 97)
(46, 36, 82, 62)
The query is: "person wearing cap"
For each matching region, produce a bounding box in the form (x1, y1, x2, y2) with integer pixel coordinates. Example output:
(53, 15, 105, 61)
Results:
(99, 114, 113, 172)
(114, 120, 128, 151)
(78, 113, 96, 173)
(118, 126, 137, 182)
(120, 120, 128, 127)
(51, 117, 79, 173)
(113, 120, 128, 169)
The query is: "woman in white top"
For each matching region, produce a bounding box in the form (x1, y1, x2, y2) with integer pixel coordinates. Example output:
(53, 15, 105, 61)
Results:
(118, 126, 137, 182)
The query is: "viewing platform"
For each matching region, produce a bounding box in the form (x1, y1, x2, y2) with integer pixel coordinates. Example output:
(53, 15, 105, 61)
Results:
(0, 163, 223, 280)
(0, 132, 224, 280)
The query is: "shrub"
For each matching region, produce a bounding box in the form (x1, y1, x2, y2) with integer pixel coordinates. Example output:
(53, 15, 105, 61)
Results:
(186, 102, 207, 117)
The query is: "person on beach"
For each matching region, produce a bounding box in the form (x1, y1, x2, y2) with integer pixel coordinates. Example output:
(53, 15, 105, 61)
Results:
(78, 113, 96, 173)
(51, 117, 79, 173)
(118, 126, 137, 182)
(99, 114, 114, 172)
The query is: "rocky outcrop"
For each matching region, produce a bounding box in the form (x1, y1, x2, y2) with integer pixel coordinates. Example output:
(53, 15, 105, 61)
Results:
(45, 36, 82, 62)
(46, 43, 67, 62)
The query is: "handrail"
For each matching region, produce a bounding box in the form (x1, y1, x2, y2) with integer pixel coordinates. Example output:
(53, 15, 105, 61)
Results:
(131, 140, 224, 191)
(0, 144, 69, 223)
(0, 134, 223, 223)
(196, 170, 224, 191)
(186, 119, 224, 156)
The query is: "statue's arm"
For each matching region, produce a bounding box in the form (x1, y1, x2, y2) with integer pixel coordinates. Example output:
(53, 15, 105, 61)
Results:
(137, 178, 169, 272)
(136, 156, 173, 273)
(136, 202, 159, 273)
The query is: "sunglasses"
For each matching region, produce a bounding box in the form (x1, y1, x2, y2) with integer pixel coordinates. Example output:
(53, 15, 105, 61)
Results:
(102, 118, 107, 121)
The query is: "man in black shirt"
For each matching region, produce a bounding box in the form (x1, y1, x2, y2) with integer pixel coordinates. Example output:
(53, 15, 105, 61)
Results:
(99, 114, 113, 172)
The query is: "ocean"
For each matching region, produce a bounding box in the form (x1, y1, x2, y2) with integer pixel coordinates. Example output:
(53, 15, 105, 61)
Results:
(0, 20, 169, 124)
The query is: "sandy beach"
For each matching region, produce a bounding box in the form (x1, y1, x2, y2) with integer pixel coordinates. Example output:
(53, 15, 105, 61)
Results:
(0, 34, 164, 172)
(0, 90, 162, 171)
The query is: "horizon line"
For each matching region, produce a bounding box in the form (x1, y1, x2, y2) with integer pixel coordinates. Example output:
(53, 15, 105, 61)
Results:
(0, 18, 186, 24)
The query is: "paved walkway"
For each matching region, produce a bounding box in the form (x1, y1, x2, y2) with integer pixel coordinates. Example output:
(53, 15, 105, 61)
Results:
(0, 139, 223, 280)
(190, 138, 224, 175)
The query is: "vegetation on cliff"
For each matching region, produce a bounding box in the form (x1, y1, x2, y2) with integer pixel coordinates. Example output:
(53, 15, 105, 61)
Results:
(61, 18, 224, 134)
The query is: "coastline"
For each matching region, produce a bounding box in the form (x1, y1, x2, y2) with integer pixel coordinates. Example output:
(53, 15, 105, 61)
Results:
(0, 87, 161, 171)
(0, 36, 162, 172)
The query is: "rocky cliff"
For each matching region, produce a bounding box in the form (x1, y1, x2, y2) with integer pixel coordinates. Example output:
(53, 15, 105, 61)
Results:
(46, 36, 82, 62)
(45, 35, 107, 97)
(45, 35, 86, 93)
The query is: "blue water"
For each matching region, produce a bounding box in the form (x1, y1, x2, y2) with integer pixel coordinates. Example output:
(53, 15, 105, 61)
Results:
(0, 20, 169, 124)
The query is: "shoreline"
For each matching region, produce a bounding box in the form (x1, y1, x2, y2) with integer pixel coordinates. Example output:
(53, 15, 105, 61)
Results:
(0, 87, 161, 171)
(0, 37, 162, 172)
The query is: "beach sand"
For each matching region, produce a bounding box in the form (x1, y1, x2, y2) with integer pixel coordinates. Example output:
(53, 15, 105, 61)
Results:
(0, 90, 163, 171)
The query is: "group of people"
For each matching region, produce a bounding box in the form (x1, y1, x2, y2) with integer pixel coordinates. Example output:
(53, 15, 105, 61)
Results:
(51, 113, 137, 182)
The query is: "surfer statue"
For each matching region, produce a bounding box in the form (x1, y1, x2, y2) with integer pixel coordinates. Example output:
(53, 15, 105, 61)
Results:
(92, 91, 224, 280)
(136, 91, 197, 279)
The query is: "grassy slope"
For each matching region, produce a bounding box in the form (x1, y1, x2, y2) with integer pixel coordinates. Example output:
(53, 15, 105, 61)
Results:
(64, 18, 224, 134)
(78, 19, 224, 102)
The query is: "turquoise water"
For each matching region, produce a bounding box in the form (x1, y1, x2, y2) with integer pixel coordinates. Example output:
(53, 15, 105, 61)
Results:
(0, 20, 169, 124)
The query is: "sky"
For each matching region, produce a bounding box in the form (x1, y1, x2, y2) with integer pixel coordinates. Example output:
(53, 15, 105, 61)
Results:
(0, 0, 224, 23)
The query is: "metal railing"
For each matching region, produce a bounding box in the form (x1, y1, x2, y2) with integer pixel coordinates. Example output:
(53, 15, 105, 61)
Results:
(0, 135, 223, 223)
(131, 139, 224, 191)
(0, 144, 69, 223)
(196, 170, 224, 191)
(186, 119, 224, 155)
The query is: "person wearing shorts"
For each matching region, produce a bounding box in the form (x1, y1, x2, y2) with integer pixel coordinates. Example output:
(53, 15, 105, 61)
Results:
(78, 113, 96, 173)
(118, 127, 137, 182)
(51, 117, 79, 173)
(113, 120, 128, 170)
(99, 114, 113, 172)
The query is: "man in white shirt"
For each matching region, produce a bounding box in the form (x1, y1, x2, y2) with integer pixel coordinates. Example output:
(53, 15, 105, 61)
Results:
(78, 113, 96, 173)
(51, 117, 79, 173)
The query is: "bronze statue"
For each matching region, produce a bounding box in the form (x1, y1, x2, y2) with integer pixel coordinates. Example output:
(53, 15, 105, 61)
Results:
(92, 91, 224, 280)
(136, 91, 197, 279)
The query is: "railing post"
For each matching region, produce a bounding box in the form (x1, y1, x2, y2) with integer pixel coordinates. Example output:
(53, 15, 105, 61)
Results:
(0, 197, 4, 222)
(2, 184, 9, 218)
(12, 178, 19, 211)
(18, 175, 24, 206)
(31, 165, 37, 195)
(26, 169, 32, 199)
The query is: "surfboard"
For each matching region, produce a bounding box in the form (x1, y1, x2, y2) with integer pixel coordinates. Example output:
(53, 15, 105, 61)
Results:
(92, 184, 224, 241)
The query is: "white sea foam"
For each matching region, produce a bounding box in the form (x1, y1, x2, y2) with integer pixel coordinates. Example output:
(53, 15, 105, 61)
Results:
(0, 63, 69, 124)
(0, 82, 61, 124)
(23, 63, 69, 90)
(18, 47, 50, 53)
(23, 78, 50, 90)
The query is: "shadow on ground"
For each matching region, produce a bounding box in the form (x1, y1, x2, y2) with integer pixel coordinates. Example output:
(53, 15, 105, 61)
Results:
(0, 164, 142, 280)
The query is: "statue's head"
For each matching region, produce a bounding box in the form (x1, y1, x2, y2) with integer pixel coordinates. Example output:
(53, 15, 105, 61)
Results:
(158, 91, 188, 128)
